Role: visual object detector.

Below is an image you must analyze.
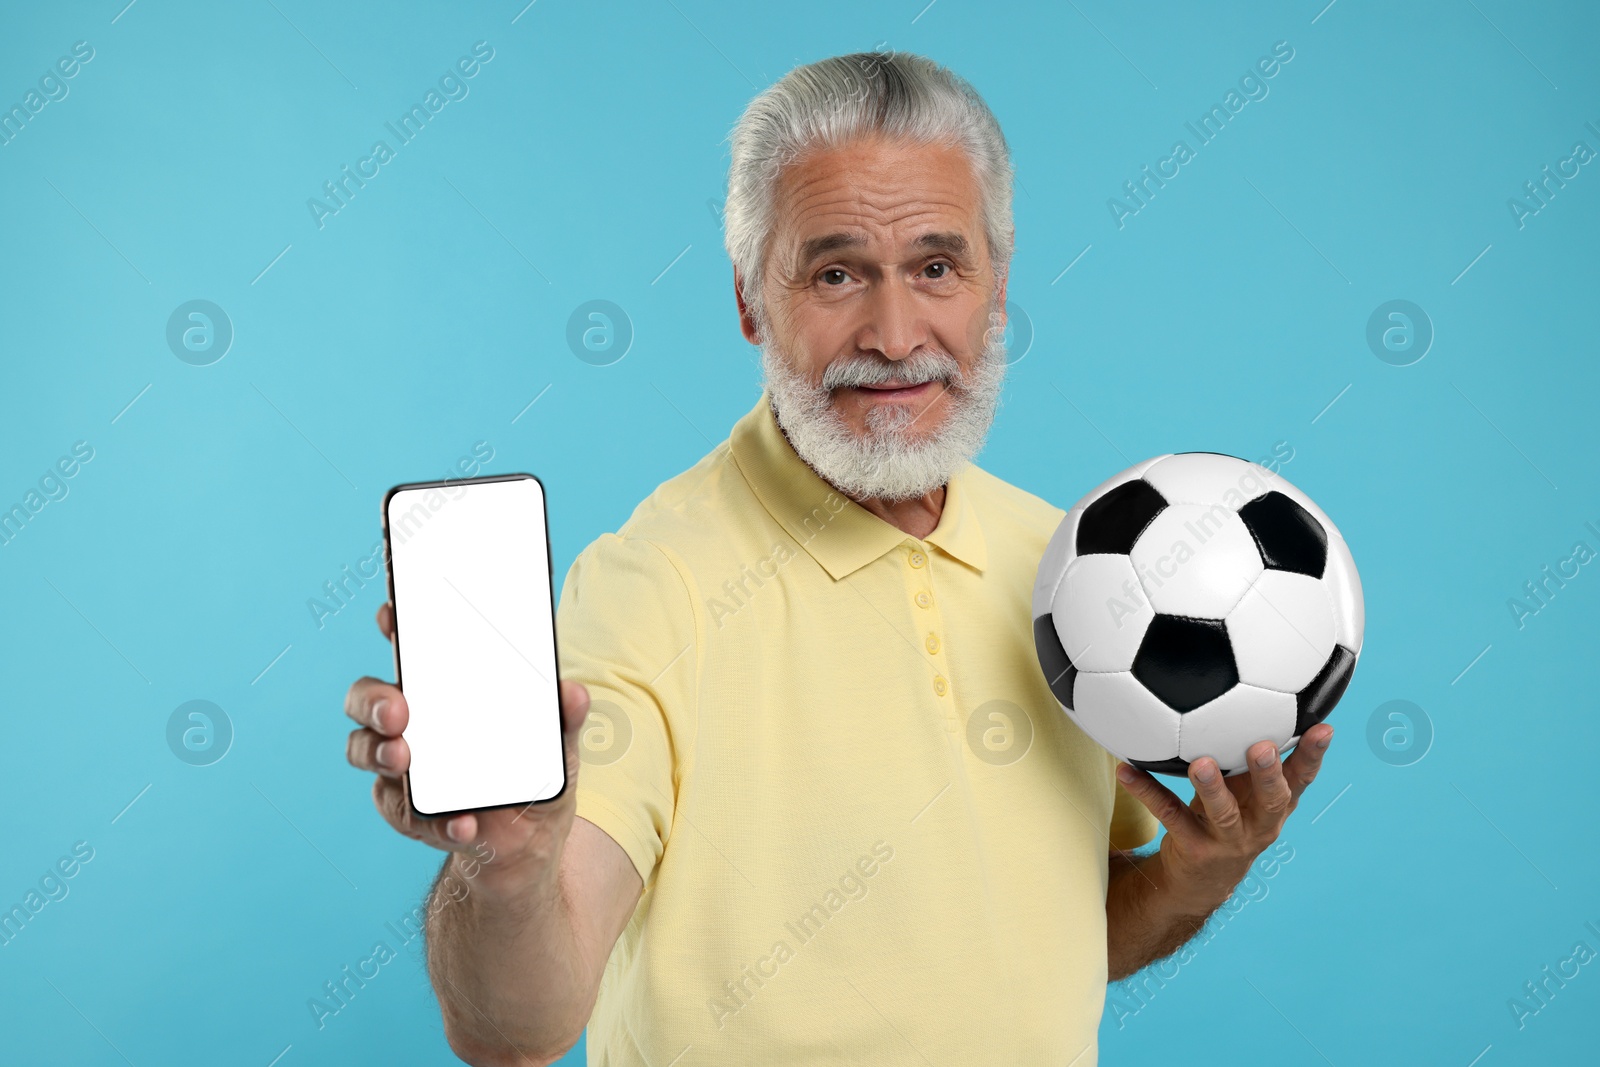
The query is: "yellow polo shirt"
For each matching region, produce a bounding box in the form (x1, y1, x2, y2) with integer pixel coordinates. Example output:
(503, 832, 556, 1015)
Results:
(556, 390, 1159, 1066)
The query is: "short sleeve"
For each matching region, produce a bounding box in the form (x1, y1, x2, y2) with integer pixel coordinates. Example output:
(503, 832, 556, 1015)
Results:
(555, 533, 698, 889)
(1108, 773, 1160, 852)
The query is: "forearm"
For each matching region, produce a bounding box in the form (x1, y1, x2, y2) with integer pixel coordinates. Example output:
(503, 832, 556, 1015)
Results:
(425, 849, 595, 1066)
(1105, 848, 1224, 983)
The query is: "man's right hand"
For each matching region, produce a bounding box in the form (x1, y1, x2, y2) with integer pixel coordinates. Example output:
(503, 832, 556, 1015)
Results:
(343, 601, 641, 1064)
(344, 600, 593, 894)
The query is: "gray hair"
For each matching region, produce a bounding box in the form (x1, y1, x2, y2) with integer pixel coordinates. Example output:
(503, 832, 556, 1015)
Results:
(722, 50, 1015, 340)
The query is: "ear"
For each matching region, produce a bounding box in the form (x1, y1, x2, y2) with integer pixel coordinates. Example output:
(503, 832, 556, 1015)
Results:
(994, 231, 1013, 312)
(988, 264, 1010, 344)
(734, 269, 762, 346)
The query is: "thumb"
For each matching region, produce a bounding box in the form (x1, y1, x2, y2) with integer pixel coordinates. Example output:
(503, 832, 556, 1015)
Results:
(560, 680, 591, 735)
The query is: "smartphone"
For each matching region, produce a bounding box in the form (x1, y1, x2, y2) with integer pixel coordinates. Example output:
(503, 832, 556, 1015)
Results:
(381, 472, 566, 817)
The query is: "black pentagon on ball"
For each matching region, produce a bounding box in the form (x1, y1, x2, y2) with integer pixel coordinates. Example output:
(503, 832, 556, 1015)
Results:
(1129, 754, 1240, 779)
(1296, 644, 1357, 736)
(1076, 479, 1168, 555)
(1032, 613, 1078, 711)
(1131, 615, 1239, 713)
(1128, 755, 1193, 777)
(1238, 491, 1328, 578)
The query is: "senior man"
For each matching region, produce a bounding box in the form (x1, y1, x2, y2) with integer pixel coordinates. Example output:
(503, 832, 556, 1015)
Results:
(345, 50, 1335, 1066)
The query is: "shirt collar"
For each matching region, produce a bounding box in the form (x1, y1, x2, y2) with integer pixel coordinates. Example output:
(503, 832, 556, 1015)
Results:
(729, 390, 988, 581)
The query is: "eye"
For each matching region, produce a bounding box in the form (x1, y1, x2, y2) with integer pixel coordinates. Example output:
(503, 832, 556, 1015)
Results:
(924, 260, 952, 280)
(820, 268, 850, 286)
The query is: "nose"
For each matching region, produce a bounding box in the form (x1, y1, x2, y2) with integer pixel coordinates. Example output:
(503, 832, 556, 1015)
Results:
(859, 278, 928, 363)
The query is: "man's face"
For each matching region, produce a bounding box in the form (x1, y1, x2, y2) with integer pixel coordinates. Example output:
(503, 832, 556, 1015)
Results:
(745, 134, 1004, 437)
(739, 135, 1011, 502)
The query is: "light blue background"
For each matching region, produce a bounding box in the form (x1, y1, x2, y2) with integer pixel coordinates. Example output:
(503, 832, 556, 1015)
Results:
(2, 1, 1596, 1064)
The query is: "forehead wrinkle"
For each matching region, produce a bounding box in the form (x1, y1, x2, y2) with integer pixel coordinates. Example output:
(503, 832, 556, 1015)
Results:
(783, 170, 975, 228)
(767, 141, 987, 282)
(780, 192, 978, 269)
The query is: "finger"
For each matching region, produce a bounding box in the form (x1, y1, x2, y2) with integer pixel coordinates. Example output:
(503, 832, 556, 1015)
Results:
(1185, 756, 1244, 835)
(373, 776, 475, 852)
(548, 680, 591, 786)
(1283, 724, 1334, 805)
(373, 775, 437, 845)
(556, 680, 590, 757)
(1243, 739, 1293, 827)
(343, 676, 408, 735)
(559, 680, 591, 732)
(1115, 763, 1201, 841)
(376, 601, 395, 642)
(442, 813, 478, 844)
(347, 728, 409, 777)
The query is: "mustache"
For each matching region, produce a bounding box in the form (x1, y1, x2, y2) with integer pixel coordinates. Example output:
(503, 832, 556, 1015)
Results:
(820, 349, 963, 392)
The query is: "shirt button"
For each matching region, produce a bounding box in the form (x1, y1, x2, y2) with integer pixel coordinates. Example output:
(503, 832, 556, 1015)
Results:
(925, 633, 940, 654)
(915, 591, 932, 609)
(933, 675, 947, 696)
(909, 551, 926, 569)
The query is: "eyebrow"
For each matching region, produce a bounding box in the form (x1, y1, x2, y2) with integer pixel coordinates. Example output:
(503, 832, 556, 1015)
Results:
(796, 230, 971, 268)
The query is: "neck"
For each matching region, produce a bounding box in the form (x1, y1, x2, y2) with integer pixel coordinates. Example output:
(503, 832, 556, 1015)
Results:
(849, 486, 946, 540)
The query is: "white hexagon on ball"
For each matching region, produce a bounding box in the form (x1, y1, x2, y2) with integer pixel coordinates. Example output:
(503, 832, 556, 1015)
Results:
(1128, 505, 1262, 619)
(1142, 452, 1279, 510)
(1072, 671, 1182, 763)
(1177, 684, 1298, 773)
(1227, 570, 1337, 692)
(1032, 506, 1083, 620)
(1057, 555, 1154, 672)
(1322, 532, 1365, 653)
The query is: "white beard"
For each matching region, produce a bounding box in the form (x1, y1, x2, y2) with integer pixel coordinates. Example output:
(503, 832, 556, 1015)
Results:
(759, 303, 1010, 503)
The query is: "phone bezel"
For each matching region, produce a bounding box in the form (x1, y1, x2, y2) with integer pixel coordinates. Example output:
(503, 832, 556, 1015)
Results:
(380, 471, 569, 819)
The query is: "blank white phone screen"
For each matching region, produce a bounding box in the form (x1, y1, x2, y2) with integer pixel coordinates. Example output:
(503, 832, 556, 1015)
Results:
(386, 476, 564, 815)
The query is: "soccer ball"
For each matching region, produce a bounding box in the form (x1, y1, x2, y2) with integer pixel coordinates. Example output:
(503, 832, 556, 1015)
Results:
(1031, 453, 1363, 777)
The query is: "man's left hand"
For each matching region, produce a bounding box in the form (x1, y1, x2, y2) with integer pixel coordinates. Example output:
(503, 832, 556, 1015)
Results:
(1114, 723, 1335, 913)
